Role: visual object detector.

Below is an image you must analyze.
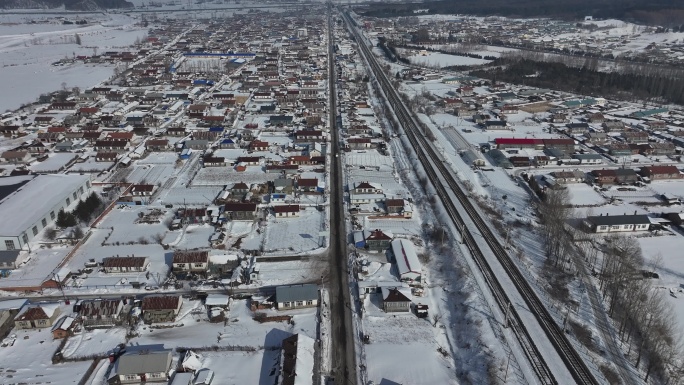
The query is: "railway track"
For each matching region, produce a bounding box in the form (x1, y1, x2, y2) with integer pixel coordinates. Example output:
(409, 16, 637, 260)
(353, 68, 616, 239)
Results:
(341, 10, 599, 385)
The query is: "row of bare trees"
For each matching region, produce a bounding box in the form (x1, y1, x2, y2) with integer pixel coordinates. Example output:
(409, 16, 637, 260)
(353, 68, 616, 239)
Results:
(598, 235, 683, 383)
(535, 186, 683, 382)
(536, 188, 574, 268)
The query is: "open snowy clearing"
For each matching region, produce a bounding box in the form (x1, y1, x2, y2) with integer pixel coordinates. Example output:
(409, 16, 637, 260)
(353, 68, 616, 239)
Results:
(132, 299, 318, 349)
(263, 208, 325, 254)
(0, 13, 147, 111)
(361, 294, 458, 384)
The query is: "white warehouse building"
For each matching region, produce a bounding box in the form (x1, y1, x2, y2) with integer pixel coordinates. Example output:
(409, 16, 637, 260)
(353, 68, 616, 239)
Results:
(390, 239, 422, 283)
(0, 174, 92, 251)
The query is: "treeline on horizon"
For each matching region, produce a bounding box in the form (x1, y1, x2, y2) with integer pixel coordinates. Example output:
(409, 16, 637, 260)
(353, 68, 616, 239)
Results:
(471, 58, 684, 105)
(1, 0, 133, 10)
(358, 0, 684, 27)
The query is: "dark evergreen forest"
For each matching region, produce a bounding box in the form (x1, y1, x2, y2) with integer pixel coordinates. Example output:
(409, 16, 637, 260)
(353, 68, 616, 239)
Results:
(359, 0, 684, 27)
(471, 58, 684, 105)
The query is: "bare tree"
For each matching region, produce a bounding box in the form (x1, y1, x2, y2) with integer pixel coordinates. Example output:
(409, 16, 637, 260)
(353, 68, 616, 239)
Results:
(431, 312, 443, 327)
(537, 187, 572, 266)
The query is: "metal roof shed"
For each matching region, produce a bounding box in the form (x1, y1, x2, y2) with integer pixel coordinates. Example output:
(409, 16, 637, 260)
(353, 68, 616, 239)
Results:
(275, 284, 319, 303)
(391, 239, 422, 283)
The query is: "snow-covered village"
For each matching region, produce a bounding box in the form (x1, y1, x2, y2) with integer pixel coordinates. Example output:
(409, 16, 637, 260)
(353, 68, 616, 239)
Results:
(1, 0, 684, 384)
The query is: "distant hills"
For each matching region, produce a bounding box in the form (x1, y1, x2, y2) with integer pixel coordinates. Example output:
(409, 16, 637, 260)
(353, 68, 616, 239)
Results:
(0, 0, 134, 11)
(358, 0, 684, 26)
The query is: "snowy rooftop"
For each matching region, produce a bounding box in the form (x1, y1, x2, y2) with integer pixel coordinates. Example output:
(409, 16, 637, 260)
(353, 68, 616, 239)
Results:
(0, 174, 89, 237)
(391, 239, 422, 276)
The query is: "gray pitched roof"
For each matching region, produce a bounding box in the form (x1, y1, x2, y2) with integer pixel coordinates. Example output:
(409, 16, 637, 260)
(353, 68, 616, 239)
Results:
(586, 214, 650, 227)
(275, 284, 318, 303)
(115, 348, 172, 375)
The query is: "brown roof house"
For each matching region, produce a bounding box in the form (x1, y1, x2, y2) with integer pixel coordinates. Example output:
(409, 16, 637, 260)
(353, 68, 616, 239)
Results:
(145, 139, 169, 152)
(14, 303, 61, 329)
(385, 198, 413, 218)
(361, 229, 392, 252)
(131, 184, 156, 196)
(141, 296, 182, 324)
(273, 204, 300, 218)
(95, 152, 118, 163)
(102, 256, 150, 273)
(381, 287, 412, 313)
(223, 203, 258, 221)
(172, 250, 209, 276)
(51, 316, 76, 339)
(1, 150, 30, 164)
(79, 299, 124, 328)
(639, 166, 682, 180)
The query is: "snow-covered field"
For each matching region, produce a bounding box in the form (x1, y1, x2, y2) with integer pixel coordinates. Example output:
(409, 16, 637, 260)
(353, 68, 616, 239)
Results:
(68, 157, 114, 173)
(0, 14, 148, 111)
(408, 51, 492, 67)
(361, 294, 458, 384)
(565, 183, 606, 206)
(132, 298, 317, 349)
(29, 153, 77, 173)
(97, 205, 171, 245)
(262, 208, 324, 254)
(173, 224, 214, 250)
(62, 328, 127, 358)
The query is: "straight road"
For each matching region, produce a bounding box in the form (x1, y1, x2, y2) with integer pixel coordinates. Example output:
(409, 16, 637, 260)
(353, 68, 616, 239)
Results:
(326, 6, 358, 384)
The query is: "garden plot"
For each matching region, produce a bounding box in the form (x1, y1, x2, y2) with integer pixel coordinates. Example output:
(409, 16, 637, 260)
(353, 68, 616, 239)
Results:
(237, 229, 265, 253)
(602, 186, 661, 203)
(139, 153, 178, 165)
(0, 14, 147, 112)
(172, 224, 214, 250)
(262, 208, 324, 254)
(259, 133, 294, 146)
(647, 179, 684, 198)
(192, 167, 279, 186)
(29, 153, 77, 173)
(298, 193, 326, 206)
(255, 259, 322, 286)
(125, 163, 175, 185)
(225, 221, 257, 248)
(161, 186, 224, 205)
(565, 184, 607, 206)
(361, 294, 458, 385)
(212, 149, 249, 160)
(68, 157, 114, 173)
(364, 217, 422, 237)
(132, 299, 317, 349)
(61, 328, 127, 359)
(97, 206, 172, 245)
(345, 150, 394, 169)
(196, 350, 281, 385)
(0, 328, 92, 384)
